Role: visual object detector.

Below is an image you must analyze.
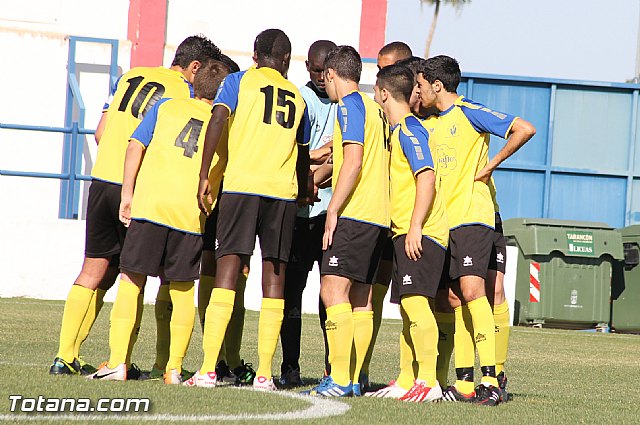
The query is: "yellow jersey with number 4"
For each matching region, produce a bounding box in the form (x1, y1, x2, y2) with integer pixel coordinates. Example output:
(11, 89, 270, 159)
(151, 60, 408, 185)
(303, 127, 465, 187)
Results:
(129, 97, 222, 235)
(390, 113, 448, 248)
(213, 67, 310, 201)
(92, 67, 193, 185)
(332, 91, 390, 228)
(434, 96, 517, 229)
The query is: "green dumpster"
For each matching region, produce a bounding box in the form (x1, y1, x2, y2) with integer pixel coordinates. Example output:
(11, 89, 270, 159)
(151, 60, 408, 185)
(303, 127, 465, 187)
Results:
(503, 218, 623, 329)
(611, 225, 640, 332)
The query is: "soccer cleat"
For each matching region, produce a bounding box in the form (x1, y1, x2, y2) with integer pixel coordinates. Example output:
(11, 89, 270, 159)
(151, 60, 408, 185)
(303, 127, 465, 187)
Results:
(164, 369, 182, 385)
(77, 358, 97, 376)
(352, 383, 362, 397)
(233, 360, 256, 386)
(441, 385, 475, 402)
(475, 383, 501, 406)
(497, 371, 512, 402)
(127, 363, 142, 380)
(279, 365, 304, 388)
(49, 357, 80, 375)
(140, 365, 164, 381)
(215, 360, 234, 383)
(304, 376, 353, 397)
(399, 380, 443, 402)
(358, 372, 370, 392)
(253, 375, 278, 391)
(87, 362, 127, 381)
(364, 380, 408, 399)
(183, 371, 217, 388)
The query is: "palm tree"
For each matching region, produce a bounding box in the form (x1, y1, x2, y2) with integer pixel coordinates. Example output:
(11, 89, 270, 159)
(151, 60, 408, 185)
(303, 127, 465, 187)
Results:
(420, 0, 471, 58)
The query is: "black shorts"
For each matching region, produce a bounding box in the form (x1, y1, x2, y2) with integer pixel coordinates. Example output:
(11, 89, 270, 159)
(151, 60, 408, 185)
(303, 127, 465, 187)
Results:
(381, 235, 394, 262)
(320, 218, 387, 284)
(390, 235, 446, 303)
(120, 219, 203, 281)
(447, 224, 494, 281)
(202, 206, 219, 252)
(488, 212, 507, 274)
(289, 215, 326, 271)
(85, 179, 126, 259)
(215, 193, 297, 262)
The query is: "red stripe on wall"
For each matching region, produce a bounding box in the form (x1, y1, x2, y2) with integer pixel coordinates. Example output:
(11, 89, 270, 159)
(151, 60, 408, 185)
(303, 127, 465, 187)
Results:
(359, 0, 388, 58)
(128, 0, 168, 68)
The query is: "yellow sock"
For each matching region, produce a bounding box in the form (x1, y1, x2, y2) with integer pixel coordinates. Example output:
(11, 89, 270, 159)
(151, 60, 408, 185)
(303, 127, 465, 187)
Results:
(223, 272, 248, 369)
(326, 303, 354, 386)
(154, 284, 171, 370)
(166, 281, 195, 373)
(108, 280, 141, 368)
(361, 283, 387, 376)
(201, 288, 235, 373)
(467, 296, 498, 387)
(73, 288, 106, 360)
(352, 310, 373, 383)
(198, 275, 215, 330)
(397, 305, 416, 390)
(125, 291, 144, 366)
(493, 300, 510, 376)
(56, 285, 94, 362)
(434, 312, 455, 387)
(255, 297, 284, 379)
(401, 296, 438, 387)
(454, 305, 476, 394)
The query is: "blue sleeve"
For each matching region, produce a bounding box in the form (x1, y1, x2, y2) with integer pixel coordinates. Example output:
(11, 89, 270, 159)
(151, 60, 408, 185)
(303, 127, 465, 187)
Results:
(213, 71, 245, 115)
(459, 98, 518, 139)
(130, 98, 169, 147)
(337, 93, 365, 145)
(103, 75, 123, 110)
(297, 105, 311, 146)
(399, 123, 434, 176)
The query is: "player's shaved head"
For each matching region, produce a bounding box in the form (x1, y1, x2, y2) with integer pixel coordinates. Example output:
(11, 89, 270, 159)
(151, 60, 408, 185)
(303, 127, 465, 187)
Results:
(308, 40, 337, 62)
(377, 41, 412, 70)
(193, 60, 230, 100)
(376, 64, 415, 104)
(324, 45, 362, 83)
(419, 55, 461, 92)
(254, 28, 291, 62)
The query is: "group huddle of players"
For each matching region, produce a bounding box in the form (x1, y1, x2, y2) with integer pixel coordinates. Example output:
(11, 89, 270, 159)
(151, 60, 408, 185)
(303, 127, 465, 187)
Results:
(48, 29, 535, 407)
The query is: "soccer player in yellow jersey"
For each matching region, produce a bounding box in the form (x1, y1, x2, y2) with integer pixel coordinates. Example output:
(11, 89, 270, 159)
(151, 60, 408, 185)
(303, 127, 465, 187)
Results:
(87, 60, 230, 382)
(373, 64, 448, 402)
(306, 46, 390, 397)
(417, 55, 535, 405)
(189, 29, 310, 391)
(50, 35, 223, 376)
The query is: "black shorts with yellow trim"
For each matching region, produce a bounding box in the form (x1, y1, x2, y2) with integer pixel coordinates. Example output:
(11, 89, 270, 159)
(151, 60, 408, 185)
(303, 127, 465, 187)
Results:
(320, 218, 387, 284)
(85, 179, 126, 262)
(119, 219, 203, 281)
(488, 212, 507, 274)
(447, 224, 495, 281)
(215, 193, 297, 262)
(391, 235, 446, 303)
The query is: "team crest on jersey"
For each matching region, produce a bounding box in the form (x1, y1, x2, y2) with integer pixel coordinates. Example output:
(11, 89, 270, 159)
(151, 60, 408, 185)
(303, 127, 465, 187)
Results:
(436, 145, 457, 176)
(402, 274, 412, 285)
(449, 124, 457, 136)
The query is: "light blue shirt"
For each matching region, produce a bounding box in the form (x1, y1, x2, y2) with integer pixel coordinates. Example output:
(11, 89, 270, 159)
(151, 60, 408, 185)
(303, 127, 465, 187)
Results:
(299, 83, 337, 218)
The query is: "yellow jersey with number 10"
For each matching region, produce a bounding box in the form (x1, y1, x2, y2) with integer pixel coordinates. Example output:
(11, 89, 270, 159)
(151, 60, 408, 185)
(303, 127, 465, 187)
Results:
(332, 91, 390, 228)
(213, 67, 310, 201)
(92, 67, 193, 185)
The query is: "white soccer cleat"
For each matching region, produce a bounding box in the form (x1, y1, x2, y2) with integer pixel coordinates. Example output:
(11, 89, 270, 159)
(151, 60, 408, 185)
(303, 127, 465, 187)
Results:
(253, 375, 277, 391)
(399, 380, 443, 402)
(164, 369, 182, 385)
(87, 362, 126, 381)
(364, 380, 409, 398)
(183, 371, 217, 388)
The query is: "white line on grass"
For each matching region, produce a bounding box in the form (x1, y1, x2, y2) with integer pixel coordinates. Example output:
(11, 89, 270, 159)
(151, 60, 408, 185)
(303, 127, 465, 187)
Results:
(0, 388, 350, 422)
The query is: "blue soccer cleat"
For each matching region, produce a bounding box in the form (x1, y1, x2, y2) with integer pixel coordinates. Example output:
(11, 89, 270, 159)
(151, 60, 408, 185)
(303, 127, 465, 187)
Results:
(302, 376, 353, 397)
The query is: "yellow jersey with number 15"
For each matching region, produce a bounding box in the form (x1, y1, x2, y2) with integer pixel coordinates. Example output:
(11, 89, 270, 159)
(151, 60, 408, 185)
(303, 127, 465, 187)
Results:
(332, 91, 390, 228)
(213, 67, 310, 201)
(92, 67, 193, 185)
(129, 97, 219, 235)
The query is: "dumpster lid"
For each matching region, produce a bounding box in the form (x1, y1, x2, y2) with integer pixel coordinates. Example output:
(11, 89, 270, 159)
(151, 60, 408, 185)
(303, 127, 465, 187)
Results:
(619, 225, 640, 237)
(505, 218, 613, 230)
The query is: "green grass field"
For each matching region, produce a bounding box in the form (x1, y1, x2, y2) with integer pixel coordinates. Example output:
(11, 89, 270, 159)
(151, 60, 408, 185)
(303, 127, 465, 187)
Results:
(1, 297, 639, 424)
